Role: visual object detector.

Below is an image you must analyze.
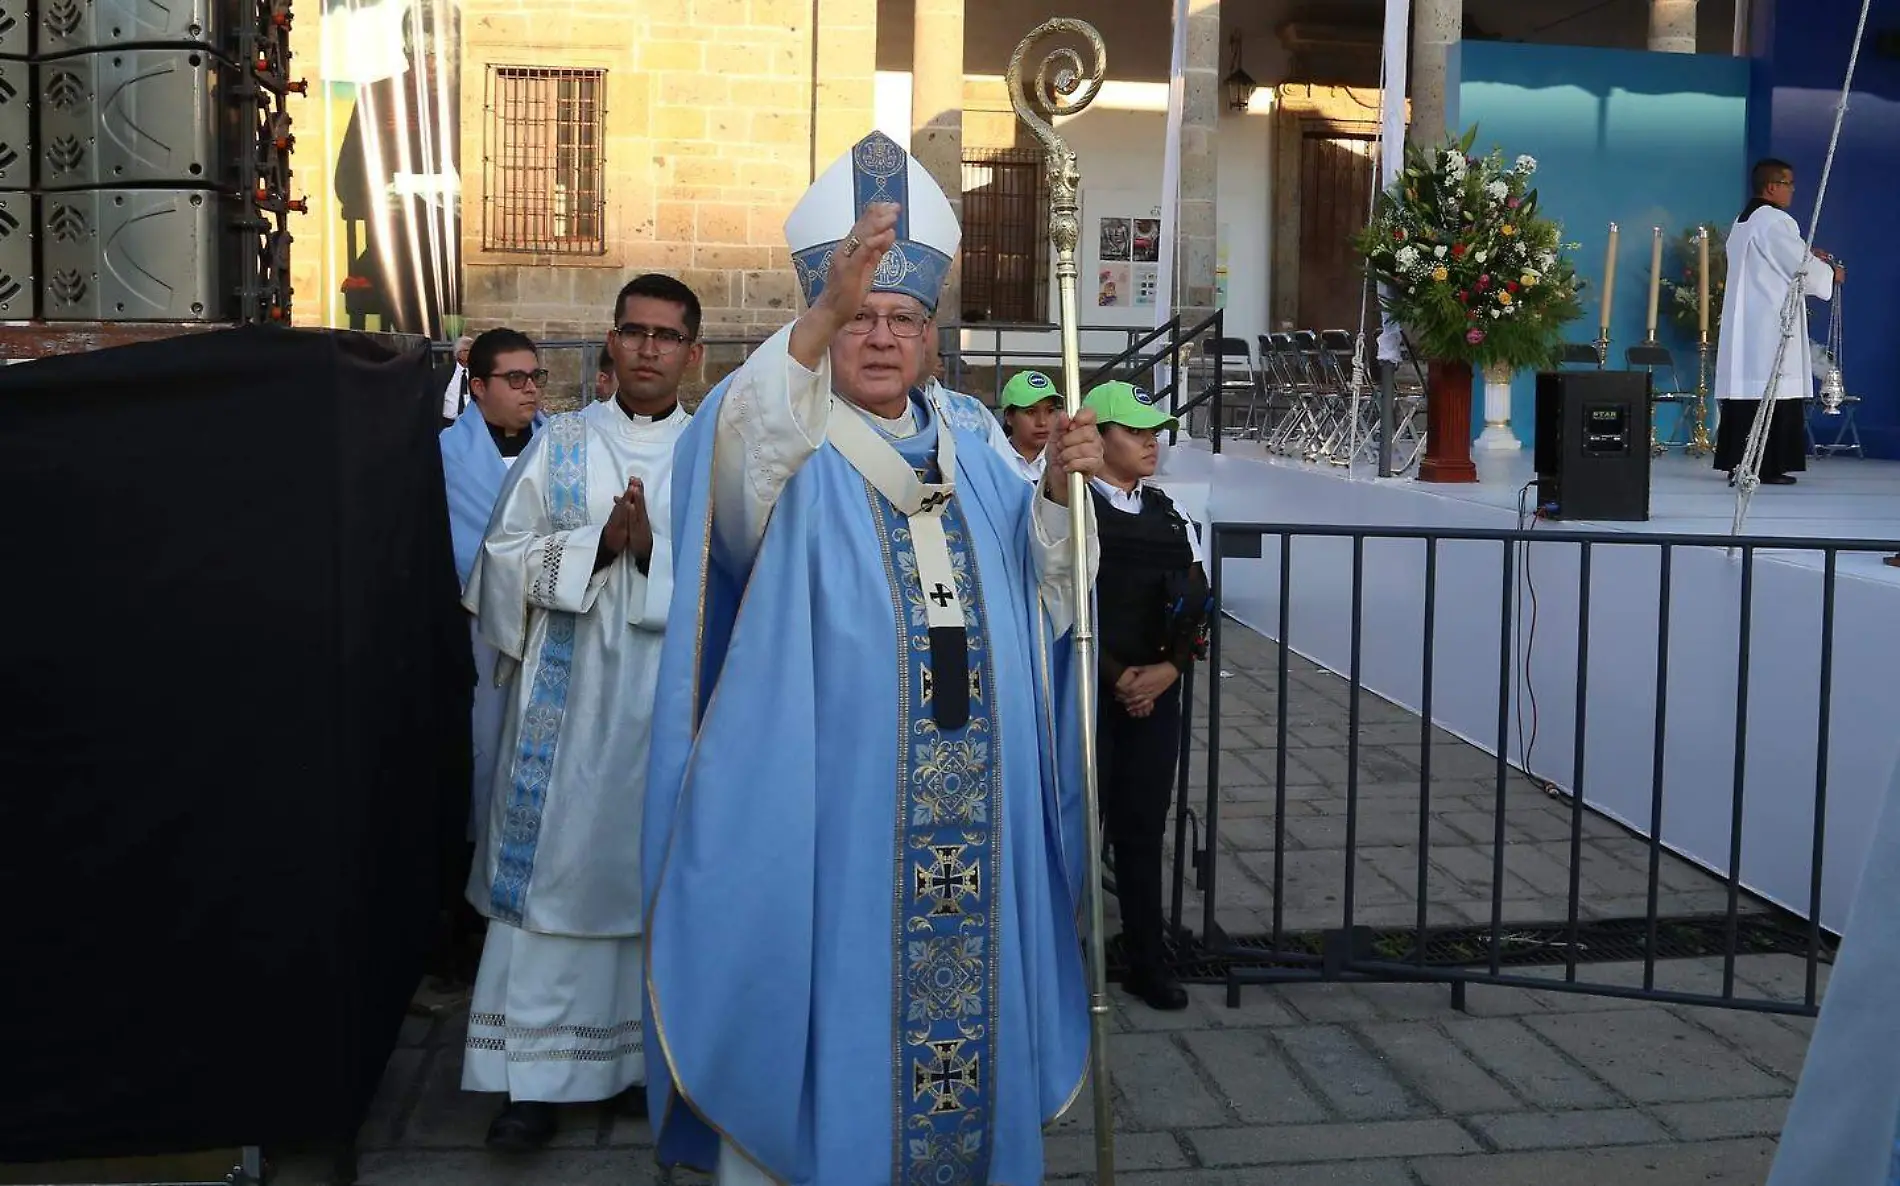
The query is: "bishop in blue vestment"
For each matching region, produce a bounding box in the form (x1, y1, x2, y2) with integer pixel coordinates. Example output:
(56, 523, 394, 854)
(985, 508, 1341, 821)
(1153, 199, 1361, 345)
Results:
(642, 131, 1103, 1186)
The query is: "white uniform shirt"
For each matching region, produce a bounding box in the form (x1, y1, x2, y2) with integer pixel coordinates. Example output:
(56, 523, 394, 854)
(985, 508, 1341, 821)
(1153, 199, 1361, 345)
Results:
(1007, 447, 1048, 484)
(1090, 476, 1205, 565)
(441, 364, 469, 421)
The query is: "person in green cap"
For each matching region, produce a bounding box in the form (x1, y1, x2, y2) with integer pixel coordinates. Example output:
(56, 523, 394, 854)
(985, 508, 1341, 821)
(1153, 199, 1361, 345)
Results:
(997, 369, 1061, 483)
(1082, 379, 1209, 1012)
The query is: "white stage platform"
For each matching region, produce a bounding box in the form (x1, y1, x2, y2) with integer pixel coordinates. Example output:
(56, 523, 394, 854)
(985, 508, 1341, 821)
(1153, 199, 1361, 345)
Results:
(1156, 443, 1900, 933)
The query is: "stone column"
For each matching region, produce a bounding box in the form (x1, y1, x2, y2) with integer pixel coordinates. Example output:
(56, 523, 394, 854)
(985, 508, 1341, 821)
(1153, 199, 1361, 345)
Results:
(911, 0, 964, 321)
(1408, 0, 1460, 148)
(1177, 0, 1221, 318)
(1649, 0, 1697, 52)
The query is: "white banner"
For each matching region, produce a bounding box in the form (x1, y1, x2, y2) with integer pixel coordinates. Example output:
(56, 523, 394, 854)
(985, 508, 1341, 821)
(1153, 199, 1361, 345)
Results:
(1376, 0, 1412, 362)
(1155, 0, 1188, 330)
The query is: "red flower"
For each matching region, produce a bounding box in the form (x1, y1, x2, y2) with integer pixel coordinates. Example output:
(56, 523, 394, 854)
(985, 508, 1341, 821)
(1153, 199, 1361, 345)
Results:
(1452, 244, 1468, 257)
(1466, 328, 1486, 344)
(1457, 290, 1469, 303)
(1394, 228, 1408, 241)
(1506, 280, 1519, 293)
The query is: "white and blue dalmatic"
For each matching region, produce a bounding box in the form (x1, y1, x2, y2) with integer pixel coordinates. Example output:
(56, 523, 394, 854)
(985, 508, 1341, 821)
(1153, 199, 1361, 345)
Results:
(641, 130, 1096, 1186)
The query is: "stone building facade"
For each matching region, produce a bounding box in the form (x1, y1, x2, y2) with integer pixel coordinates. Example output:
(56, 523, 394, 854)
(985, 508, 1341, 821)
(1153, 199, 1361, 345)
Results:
(450, 0, 877, 395)
(282, 0, 1224, 403)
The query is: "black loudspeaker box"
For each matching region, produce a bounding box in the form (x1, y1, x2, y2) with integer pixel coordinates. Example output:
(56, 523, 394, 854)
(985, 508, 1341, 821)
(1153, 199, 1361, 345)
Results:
(1533, 370, 1651, 522)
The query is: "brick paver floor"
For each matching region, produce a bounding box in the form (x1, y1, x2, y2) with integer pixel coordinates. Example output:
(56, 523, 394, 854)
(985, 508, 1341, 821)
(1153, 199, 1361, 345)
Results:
(267, 624, 1819, 1185)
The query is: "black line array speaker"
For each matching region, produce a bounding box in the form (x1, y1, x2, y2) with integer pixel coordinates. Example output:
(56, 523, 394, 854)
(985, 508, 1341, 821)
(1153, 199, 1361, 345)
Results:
(0, 0, 298, 322)
(1534, 369, 1652, 522)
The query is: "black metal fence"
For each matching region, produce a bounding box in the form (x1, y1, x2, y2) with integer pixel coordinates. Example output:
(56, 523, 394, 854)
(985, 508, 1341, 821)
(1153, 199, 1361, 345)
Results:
(1162, 522, 1900, 1018)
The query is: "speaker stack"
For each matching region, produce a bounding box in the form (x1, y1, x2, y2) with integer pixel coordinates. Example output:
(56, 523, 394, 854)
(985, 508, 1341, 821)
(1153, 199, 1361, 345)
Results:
(0, 0, 300, 327)
(1533, 369, 1653, 522)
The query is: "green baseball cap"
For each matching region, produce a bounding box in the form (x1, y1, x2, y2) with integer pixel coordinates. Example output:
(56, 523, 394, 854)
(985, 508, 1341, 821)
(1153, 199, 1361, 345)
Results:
(1000, 370, 1059, 409)
(1084, 380, 1178, 431)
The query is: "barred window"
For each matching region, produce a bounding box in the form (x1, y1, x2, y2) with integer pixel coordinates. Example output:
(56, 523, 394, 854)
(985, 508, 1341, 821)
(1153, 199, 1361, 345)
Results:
(960, 148, 1050, 324)
(482, 66, 606, 255)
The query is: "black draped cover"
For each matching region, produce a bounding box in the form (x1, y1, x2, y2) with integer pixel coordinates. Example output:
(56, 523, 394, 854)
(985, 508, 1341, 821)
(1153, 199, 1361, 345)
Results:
(0, 326, 473, 1162)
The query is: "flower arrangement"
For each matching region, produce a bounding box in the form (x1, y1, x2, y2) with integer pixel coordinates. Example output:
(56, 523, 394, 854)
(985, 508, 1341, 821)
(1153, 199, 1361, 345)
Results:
(1660, 225, 1727, 342)
(1353, 127, 1584, 371)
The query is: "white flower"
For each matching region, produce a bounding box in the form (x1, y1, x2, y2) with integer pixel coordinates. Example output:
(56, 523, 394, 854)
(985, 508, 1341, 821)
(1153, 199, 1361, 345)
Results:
(1434, 245, 1448, 259)
(1538, 251, 1555, 269)
(1490, 309, 1502, 318)
(1396, 245, 1419, 267)
(1475, 250, 1489, 264)
(1514, 154, 1538, 175)
(1486, 181, 1508, 201)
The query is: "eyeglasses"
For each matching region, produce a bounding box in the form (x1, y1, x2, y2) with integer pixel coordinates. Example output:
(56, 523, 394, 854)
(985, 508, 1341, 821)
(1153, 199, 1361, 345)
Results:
(842, 310, 928, 339)
(487, 368, 549, 390)
(615, 323, 692, 355)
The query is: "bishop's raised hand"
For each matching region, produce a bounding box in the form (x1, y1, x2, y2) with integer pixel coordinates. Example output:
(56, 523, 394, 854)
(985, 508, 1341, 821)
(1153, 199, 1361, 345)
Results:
(790, 203, 902, 369)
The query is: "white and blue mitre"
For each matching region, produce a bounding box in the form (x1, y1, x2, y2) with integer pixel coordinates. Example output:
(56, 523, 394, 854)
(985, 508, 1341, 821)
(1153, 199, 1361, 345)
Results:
(786, 130, 959, 313)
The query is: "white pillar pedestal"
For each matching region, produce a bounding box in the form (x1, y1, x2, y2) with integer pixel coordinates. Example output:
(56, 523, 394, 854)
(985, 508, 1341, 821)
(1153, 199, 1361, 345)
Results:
(1474, 364, 1522, 451)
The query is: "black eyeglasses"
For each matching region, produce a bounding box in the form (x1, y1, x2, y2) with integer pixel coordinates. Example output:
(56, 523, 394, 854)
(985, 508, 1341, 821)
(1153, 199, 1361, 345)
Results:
(842, 310, 928, 338)
(487, 368, 549, 390)
(615, 324, 693, 355)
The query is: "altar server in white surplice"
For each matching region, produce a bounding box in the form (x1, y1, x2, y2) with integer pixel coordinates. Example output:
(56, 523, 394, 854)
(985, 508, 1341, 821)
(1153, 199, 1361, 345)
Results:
(643, 131, 1105, 1186)
(460, 274, 703, 1152)
(1712, 157, 1845, 486)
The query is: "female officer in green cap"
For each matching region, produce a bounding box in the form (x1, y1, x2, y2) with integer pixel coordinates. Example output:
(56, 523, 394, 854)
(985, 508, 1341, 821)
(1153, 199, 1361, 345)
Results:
(998, 369, 1059, 482)
(1083, 379, 1209, 1011)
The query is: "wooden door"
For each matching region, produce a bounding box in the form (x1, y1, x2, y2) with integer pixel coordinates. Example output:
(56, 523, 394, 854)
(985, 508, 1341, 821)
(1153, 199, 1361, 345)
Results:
(1296, 131, 1377, 334)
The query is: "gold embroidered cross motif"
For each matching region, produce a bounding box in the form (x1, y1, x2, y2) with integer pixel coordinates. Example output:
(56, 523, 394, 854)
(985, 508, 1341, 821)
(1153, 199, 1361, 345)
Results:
(914, 844, 981, 916)
(913, 1038, 981, 1116)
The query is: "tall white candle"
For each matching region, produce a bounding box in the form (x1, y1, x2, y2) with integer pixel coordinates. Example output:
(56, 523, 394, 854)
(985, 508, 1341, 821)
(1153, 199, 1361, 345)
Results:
(1698, 226, 1711, 337)
(1645, 226, 1664, 341)
(1600, 223, 1619, 333)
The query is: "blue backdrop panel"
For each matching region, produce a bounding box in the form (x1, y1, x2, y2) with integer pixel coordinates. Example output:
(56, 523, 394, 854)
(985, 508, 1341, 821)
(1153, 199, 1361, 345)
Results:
(1448, 41, 1751, 452)
(1750, 0, 1900, 459)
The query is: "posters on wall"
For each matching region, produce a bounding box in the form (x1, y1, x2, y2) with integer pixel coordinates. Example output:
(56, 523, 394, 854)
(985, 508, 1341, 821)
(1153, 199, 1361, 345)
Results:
(1097, 216, 1131, 308)
(1090, 197, 1162, 313)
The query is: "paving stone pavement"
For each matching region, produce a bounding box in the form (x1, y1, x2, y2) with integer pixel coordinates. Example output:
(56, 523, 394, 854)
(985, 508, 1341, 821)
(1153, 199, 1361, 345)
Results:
(273, 625, 1821, 1186)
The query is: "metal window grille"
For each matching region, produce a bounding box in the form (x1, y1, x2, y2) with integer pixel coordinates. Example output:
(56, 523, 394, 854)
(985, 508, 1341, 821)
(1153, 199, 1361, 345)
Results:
(960, 148, 1050, 324)
(482, 66, 606, 255)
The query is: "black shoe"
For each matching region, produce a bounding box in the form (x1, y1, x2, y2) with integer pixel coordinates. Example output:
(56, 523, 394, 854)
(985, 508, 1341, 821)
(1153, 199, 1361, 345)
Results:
(1764, 475, 1797, 485)
(1123, 965, 1189, 1011)
(614, 1085, 649, 1118)
(1727, 469, 1736, 487)
(486, 1100, 558, 1152)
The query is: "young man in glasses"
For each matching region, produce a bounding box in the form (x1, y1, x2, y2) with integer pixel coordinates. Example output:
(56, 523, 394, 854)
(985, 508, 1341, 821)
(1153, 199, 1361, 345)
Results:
(459, 275, 702, 1151)
(437, 328, 548, 1003)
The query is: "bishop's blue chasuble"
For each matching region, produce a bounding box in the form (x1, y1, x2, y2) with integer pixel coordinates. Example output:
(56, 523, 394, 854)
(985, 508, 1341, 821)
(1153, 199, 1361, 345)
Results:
(642, 382, 1090, 1186)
